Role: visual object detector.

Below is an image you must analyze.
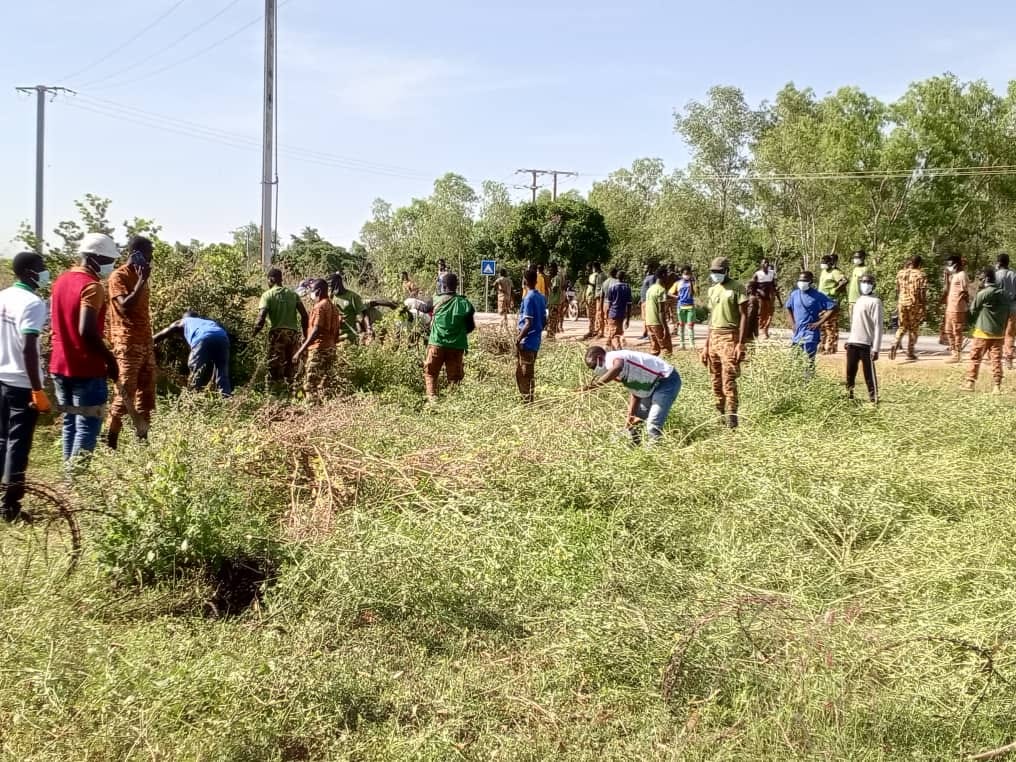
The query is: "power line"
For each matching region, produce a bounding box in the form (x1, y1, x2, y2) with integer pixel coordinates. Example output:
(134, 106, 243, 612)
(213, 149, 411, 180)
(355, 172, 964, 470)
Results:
(77, 0, 247, 89)
(69, 94, 438, 178)
(58, 97, 471, 182)
(516, 169, 578, 201)
(60, 0, 190, 82)
(580, 166, 1016, 183)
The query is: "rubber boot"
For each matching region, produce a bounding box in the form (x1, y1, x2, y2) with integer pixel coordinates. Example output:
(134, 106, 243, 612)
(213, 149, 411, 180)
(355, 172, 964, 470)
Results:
(727, 413, 739, 429)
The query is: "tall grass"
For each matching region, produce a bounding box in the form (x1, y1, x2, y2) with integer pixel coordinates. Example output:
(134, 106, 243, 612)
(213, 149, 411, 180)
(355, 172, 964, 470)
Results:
(0, 342, 1014, 760)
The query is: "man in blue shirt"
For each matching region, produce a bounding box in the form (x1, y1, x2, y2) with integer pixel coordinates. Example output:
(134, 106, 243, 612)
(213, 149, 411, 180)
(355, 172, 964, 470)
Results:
(516, 269, 547, 404)
(785, 270, 837, 367)
(606, 271, 633, 350)
(154, 310, 233, 397)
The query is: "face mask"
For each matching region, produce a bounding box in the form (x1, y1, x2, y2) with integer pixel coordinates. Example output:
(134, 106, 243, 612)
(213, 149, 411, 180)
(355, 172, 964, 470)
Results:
(860, 283, 874, 295)
(947, 265, 956, 273)
(709, 273, 725, 284)
(593, 362, 608, 377)
(99, 263, 116, 278)
(853, 258, 863, 266)
(797, 281, 811, 291)
(820, 264, 829, 271)
(35, 270, 50, 288)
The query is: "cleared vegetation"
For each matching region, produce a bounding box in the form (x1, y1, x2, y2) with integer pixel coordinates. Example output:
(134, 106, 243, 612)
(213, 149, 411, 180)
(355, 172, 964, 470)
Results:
(0, 340, 1014, 760)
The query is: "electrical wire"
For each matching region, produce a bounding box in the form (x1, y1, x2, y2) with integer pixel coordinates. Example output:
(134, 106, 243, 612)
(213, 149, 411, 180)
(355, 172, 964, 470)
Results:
(71, 93, 438, 177)
(77, 0, 248, 90)
(578, 166, 1016, 183)
(60, 0, 190, 83)
(59, 97, 460, 181)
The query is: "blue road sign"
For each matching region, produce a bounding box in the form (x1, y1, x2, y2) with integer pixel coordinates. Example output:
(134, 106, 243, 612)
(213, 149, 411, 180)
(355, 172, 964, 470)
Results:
(481, 260, 496, 276)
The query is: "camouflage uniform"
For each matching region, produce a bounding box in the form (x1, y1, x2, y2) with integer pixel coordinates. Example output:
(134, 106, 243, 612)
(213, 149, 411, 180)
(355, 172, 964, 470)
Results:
(303, 346, 336, 404)
(268, 327, 300, 383)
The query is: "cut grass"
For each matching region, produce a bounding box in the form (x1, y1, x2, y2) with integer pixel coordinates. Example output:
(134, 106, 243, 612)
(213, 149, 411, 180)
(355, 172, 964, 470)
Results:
(0, 340, 1014, 760)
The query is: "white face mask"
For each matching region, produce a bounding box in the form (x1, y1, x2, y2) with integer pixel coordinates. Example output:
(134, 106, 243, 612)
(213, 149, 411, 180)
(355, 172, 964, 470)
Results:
(853, 258, 863, 266)
(860, 282, 874, 295)
(820, 263, 830, 271)
(36, 270, 50, 287)
(797, 281, 812, 291)
(99, 263, 116, 278)
(593, 362, 608, 377)
(709, 272, 725, 284)
(947, 265, 956, 273)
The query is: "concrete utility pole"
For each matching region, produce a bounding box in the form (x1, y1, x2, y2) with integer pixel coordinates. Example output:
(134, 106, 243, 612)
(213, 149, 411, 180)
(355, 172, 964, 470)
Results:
(15, 85, 74, 253)
(515, 169, 578, 201)
(260, 0, 277, 270)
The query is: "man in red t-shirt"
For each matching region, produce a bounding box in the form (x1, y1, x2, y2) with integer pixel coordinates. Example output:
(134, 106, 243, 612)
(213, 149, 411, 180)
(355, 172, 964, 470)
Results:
(50, 233, 120, 463)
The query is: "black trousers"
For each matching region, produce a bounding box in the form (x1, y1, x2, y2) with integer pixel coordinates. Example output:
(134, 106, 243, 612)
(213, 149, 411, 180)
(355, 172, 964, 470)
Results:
(845, 343, 878, 401)
(0, 382, 39, 514)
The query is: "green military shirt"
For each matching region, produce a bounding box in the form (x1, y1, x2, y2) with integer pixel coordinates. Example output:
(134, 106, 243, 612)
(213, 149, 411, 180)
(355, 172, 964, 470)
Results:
(847, 266, 869, 305)
(644, 282, 668, 326)
(258, 285, 300, 331)
(707, 280, 747, 329)
(429, 294, 476, 350)
(819, 267, 845, 305)
(332, 289, 364, 344)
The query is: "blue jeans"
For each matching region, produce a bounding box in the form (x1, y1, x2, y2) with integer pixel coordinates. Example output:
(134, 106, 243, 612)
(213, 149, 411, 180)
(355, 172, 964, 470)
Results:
(53, 375, 108, 462)
(631, 371, 682, 444)
(188, 335, 232, 396)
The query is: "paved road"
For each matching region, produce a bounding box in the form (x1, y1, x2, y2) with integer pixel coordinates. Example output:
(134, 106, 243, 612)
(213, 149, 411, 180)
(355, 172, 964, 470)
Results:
(473, 312, 953, 359)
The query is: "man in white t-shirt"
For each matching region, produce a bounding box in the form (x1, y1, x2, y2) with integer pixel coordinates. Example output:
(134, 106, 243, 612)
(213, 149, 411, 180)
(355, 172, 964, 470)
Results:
(0, 252, 52, 523)
(579, 346, 682, 445)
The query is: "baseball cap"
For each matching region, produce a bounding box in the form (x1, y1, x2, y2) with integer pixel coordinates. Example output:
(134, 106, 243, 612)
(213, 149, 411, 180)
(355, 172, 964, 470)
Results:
(78, 233, 119, 261)
(709, 257, 730, 272)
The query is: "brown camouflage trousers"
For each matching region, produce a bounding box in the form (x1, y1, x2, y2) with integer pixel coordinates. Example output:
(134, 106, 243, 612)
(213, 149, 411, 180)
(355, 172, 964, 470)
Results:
(515, 349, 537, 403)
(820, 307, 840, 354)
(967, 338, 1004, 385)
(647, 324, 672, 356)
(895, 305, 924, 354)
(268, 328, 300, 384)
(108, 343, 156, 437)
(303, 346, 336, 403)
(945, 310, 968, 354)
(707, 330, 739, 414)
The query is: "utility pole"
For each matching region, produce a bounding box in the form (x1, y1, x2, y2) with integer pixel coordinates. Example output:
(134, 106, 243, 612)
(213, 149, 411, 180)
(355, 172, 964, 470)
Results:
(260, 0, 277, 270)
(15, 85, 74, 253)
(515, 169, 578, 201)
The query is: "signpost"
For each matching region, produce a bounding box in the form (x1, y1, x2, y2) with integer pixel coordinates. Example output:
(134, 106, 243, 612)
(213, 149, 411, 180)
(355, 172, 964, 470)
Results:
(481, 260, 496, 312)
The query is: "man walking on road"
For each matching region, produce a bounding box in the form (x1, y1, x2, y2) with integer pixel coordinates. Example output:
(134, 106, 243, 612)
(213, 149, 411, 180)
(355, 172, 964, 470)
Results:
(583, 263, 606, 340)
(494, 269, 513, 331)
(817, 254, 848, 354)
(786, 271, 838, 367)
(845, 273, 883, 403)
(847, 250, 871, 321)
(753, 258, 780, 339)
(994, 253, 1016, 369)
(0, 252, 52, 522)
(890, 256, 928, 361)
(702, 257, 747, 428)
(579, 346, 681, 445)
(105, 235, 157, 450)
(671, 266, 698, 350)
(644, 267, 672, 356)
(516, 269, 546, 403)
(546, 262, 564, 340)
(50, 233, 120, 464)
(252, 267, 308, 388)
(606, 271, 633, 350)
(963, 267, 1012, 394)
(943, 254, 970, 364)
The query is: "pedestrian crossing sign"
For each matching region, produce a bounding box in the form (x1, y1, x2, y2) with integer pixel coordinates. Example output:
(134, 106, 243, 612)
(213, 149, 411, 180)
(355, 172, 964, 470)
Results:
(481, 260, 496, 276)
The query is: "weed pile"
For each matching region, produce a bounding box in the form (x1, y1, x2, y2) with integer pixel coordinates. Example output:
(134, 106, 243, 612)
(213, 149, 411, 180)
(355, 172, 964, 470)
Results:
(0, 342, 1015, 759)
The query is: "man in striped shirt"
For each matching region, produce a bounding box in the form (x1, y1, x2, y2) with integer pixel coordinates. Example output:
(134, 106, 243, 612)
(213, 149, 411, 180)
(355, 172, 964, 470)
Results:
(579, 346, 681, 445)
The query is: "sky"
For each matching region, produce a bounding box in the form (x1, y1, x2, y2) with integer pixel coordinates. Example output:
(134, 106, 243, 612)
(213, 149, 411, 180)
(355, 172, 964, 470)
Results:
(2, 0, 1016, 257)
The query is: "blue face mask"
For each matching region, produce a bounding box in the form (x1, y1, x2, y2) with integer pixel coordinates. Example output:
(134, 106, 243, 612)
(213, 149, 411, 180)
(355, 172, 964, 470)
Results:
(797, 281, 811, 291)
(709, 273, 725, 284)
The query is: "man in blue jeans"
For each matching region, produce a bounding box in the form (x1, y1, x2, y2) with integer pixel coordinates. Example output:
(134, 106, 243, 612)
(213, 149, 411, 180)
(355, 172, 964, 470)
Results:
(49, 233, 121, 463)
(154, 311, 232, 396)
(579, 346, 681, 445)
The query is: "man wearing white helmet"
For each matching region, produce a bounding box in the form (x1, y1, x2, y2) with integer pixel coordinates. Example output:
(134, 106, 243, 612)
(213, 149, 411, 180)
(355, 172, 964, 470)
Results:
(49, 233, 120, 463)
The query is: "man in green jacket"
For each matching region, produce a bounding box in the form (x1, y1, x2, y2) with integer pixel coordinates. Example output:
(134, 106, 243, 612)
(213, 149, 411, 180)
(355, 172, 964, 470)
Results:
(817, 254, 848, 354)
(424, 272, 476, 401)
(846, 250, 871, 320)
(328, 273, 364, 346)
(963, 266, 1012, 394)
